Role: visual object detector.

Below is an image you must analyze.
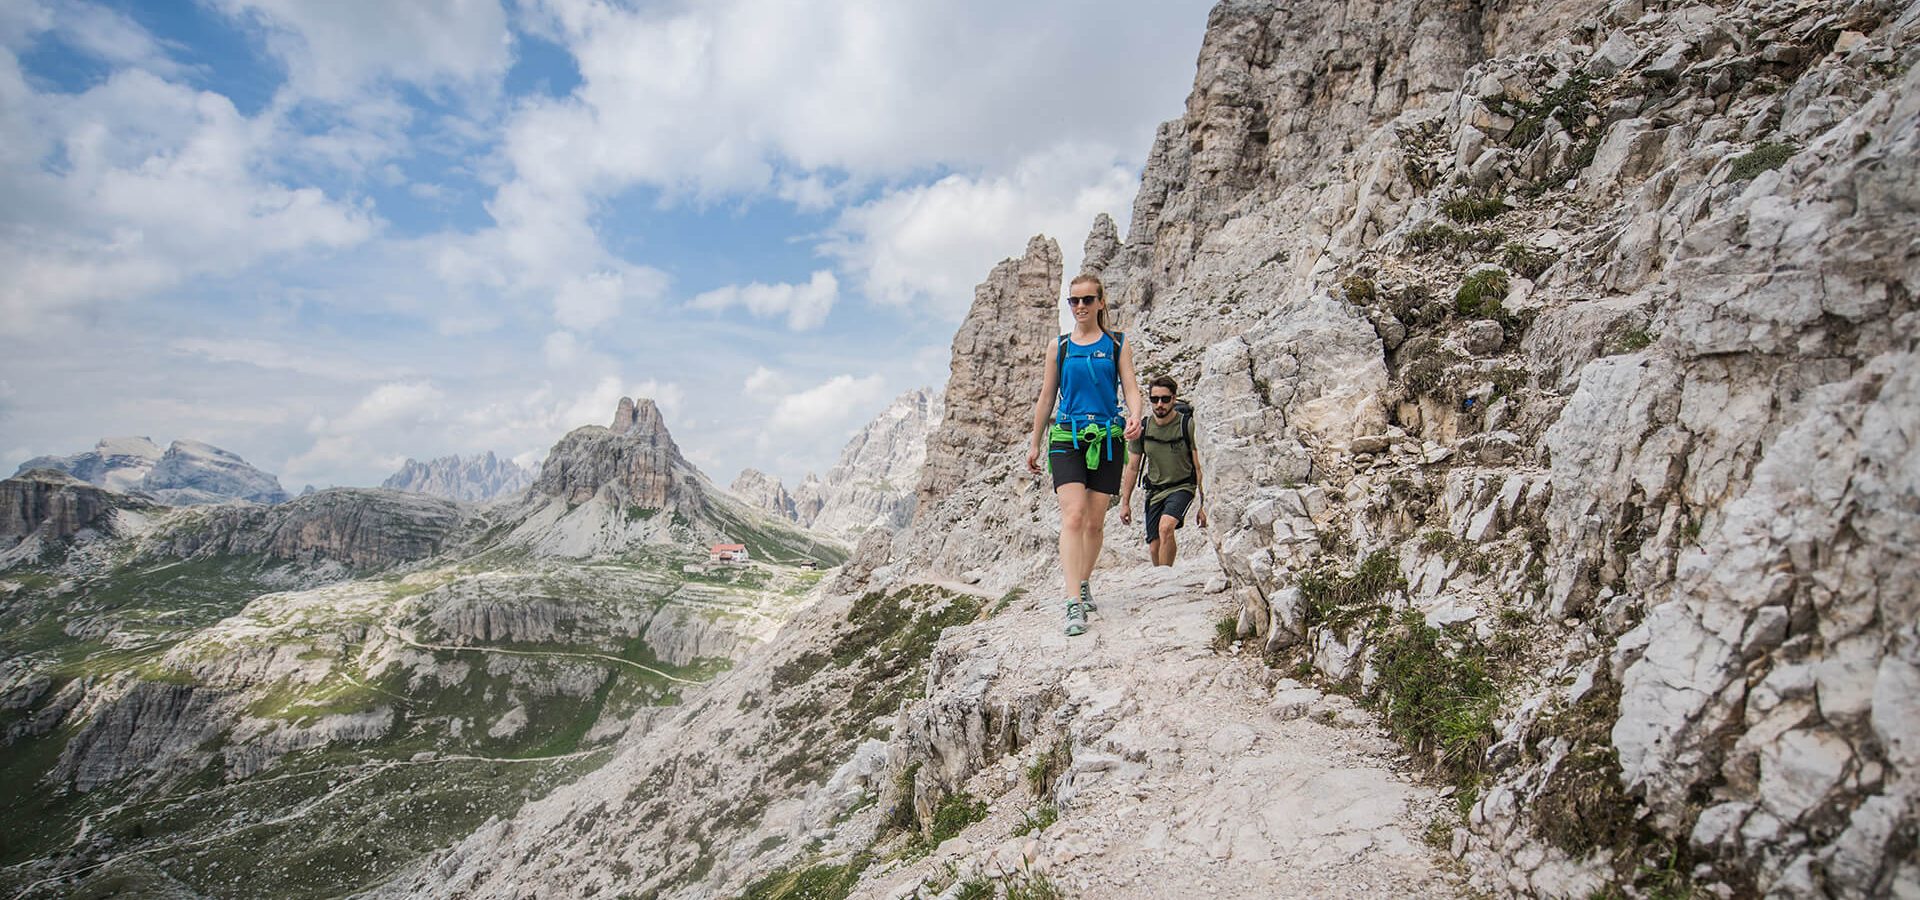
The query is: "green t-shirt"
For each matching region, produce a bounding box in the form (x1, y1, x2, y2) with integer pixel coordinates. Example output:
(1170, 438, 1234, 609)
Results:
(1126, 413, 1197, 506)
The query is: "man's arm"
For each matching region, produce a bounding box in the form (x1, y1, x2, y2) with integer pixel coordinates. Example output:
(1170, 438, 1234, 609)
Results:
(1189, 422, 1208, 528)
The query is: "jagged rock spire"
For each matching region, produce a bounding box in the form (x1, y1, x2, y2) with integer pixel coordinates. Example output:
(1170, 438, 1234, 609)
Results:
(915, 235, 1061, 515)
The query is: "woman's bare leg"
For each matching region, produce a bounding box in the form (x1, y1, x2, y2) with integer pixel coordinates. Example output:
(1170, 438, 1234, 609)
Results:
(1057, 483, 1089, 598)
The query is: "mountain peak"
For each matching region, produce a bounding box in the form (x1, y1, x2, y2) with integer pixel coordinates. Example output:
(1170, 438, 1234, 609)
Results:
(611, 396, 668, 438)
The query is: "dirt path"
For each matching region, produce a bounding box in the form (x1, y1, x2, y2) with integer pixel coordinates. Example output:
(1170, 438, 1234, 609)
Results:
(857, 552, 1462, 899)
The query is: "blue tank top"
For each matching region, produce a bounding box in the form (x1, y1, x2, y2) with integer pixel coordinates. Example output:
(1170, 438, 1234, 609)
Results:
(1055, 332, 1122, 424)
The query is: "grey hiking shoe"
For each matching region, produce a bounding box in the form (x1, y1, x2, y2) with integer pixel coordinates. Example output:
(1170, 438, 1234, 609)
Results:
(1064, 599, 1088, 636)
(1078, 580, 1097, 613)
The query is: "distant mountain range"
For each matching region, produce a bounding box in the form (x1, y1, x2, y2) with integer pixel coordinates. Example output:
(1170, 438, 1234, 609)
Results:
(380, 451, 535, 503)
(15, 436, 289, 505)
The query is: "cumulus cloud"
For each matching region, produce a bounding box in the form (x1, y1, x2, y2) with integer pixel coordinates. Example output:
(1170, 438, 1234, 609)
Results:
(769, 373, 890, 435)
(0, 62, 378, 332)
(825, 144, 1138, 317)
(210, 0, 512, 101)
(690, 271, 838, 331)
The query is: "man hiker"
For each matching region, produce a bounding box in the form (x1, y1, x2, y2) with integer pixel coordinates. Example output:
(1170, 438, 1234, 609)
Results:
(1121, 375, 1206, 566)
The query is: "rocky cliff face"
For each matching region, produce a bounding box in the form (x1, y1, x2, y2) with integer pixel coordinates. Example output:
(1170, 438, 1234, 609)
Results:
(13, 437, 162, 493)
(534, 397, 702, 512)
(725, 389, 942, 542)
(153, 488, 467, 571)
(381, 452, 533, 503)
(140, 440, 289, 505)
(810, 388, 943, 538)
(1, 470, 128, 548)
(1077, 0, 1920, 895)
(914, 235, 1063, 513)
(730, 468, 798, 521)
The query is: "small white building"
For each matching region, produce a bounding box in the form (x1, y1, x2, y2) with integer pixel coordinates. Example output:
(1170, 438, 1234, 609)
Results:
(709, 543, 749, 563)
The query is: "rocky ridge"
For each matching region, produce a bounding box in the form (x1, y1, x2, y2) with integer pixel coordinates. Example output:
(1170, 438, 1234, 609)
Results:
(16, 436, 289, 506)
(393, 0, 1919, 896)
(13, 437, 163, 494)
(732, 468, 799, 522)
(914, 236, 1064, 514)
(381, 452, 534, 503)
(737, 388, 945, 541)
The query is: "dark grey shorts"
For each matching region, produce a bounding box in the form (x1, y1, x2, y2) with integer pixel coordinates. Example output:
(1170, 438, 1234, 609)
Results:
(1145, 489, 1195, 543)
(1049, 438, 1124, 495)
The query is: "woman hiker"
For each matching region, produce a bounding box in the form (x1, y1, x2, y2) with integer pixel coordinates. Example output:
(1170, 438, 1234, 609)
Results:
(1025, 273, 1144, 636)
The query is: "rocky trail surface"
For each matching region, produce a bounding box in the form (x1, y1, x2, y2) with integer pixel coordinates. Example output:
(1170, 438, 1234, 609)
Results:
(853, 552, 1461, 899)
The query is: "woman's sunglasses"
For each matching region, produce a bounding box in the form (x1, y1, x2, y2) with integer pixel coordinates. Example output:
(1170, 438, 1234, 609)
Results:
(1066, 295, 1100, 307)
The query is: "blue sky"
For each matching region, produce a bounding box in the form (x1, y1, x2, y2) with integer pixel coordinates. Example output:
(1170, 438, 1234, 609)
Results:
(0, 0, 1211, 491)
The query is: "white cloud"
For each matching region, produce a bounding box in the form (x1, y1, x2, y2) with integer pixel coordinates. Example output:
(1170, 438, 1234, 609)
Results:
(542, 330, 581, 367)
(169, 337, 405, 382)
(769, 373, 889, 435)
(330, 380, 447, 432)
(0, 62, 378, 332)
(552, 270, 627, 330)
(825, 144, 1138, 317)
(743, 366, 780, 394)
(211, 0, 512, 101)
(690, 271, 838, 331)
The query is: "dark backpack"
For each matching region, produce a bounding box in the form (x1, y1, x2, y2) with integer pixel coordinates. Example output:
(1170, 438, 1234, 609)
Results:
(1140, 401, 1196, 490)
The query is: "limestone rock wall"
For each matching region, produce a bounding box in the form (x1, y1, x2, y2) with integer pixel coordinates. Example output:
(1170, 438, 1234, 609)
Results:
(535, 397, 701, 512)
(1084, 0, 1920, 894)
(914, 235, 1063, 514)
(381, 452, 534, 503)
(154, 488, 466, 571)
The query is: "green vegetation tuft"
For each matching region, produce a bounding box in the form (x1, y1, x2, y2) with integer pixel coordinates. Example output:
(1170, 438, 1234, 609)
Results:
(1406, 224, 1506, 254)
(1342, 275, 1378, 304)
(1005, 871, 1068, 900)
(1367, 611, 1499, 784)
(1297, 550, 1406, 633)
(926, 791, 989, 845)
(1501, 71, 1595, 147)
(1728, 142, 1796, 181)
(1397, 339, 1469, 400)
(887, 762, 922, 833)
(736, 854, 872, 900)
(1025, 739, 1073, 800)
(1213, 615, 1239, 651)
(1012, 802, 1058, 837)
(1502, 242, 1557, 279)
(1454, 269, 1511, 319)
(990, 587, 1026, 618)
(1441, 194, 1507, 223)
(1606, 325, 1655, 354)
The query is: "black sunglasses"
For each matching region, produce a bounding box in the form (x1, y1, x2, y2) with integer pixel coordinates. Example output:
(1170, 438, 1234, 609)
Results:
(1066, 295, 1100, 306)
(1149, 395, 1175, 404)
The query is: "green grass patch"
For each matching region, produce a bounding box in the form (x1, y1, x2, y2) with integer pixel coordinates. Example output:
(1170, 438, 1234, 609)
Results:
(1213, 615, 1238, 651)
(1454, 269, 1511, 319)
(1025, 738, 1072, 800)
(1012, 802, 1058, 837)
(1397, 339, 1470, 400)
(1728, 142, 1796, 181)
(1298, 550, 1406, 633)
(926, 791, 988, 845)
(1005, 871, 1067, 900)
(1441, 194, 1507, 223)
(1367, 611, 1499, 784)
(1406, 224, 1505, 254)
(737, 854, 871, 900)
(1502, 242, 1557, 279)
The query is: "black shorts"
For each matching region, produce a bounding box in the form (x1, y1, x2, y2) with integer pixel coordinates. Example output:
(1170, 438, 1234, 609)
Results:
(1144, 488, 1196, 543)
(1048, 438, 1124, 495)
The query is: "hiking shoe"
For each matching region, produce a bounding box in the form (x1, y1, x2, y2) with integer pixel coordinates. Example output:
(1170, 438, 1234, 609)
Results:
(1064, 599, 1088, 636)
(1078, 580, 1097, 613)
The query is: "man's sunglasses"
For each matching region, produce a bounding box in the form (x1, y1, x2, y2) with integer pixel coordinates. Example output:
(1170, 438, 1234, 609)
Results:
(1066, 295, 1100, 307)
(1149, 395, 1176, 404)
